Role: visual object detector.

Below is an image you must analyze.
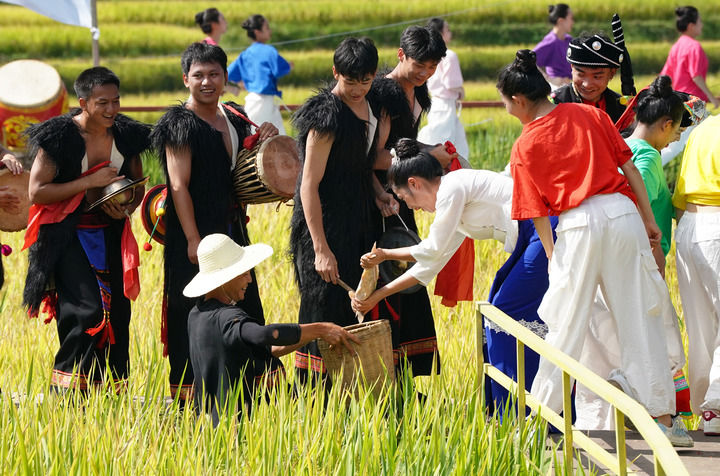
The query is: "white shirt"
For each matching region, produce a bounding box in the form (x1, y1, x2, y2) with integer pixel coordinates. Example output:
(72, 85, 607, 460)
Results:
(427, 49, 464, 101)
(81, 140, 124, 173)
(408, 169, 518, 285)
(218, 103, 239, 169)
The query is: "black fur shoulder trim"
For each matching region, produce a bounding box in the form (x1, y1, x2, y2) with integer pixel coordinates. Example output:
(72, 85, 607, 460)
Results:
(112, 114, 151, 159)
(25, 111, 85, 181)
(291, 87, 342, 138)
(221, 101, 253, 139)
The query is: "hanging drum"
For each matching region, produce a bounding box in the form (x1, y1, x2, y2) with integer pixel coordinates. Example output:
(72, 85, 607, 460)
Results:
(232, 135, 300, 205)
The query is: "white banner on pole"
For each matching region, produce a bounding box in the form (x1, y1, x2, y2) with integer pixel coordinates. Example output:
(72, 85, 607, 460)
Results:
(5, 0, 93, 28)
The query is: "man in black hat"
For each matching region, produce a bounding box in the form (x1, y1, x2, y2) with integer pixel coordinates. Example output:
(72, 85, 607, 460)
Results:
(552, 33, 627, 123)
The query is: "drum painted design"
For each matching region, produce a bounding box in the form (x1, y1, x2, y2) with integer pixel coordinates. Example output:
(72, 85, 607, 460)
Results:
(0, 60, 69, 157)
(232, 135, 300, 204)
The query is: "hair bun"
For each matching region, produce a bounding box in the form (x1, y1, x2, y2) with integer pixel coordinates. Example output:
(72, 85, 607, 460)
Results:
(514, 49, 537, 74)
(649, 75, 673, 99)
(194, 11, 205, 25)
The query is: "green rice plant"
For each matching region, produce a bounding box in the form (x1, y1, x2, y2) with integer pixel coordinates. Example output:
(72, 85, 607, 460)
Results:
(30, 41, 720, 97)
(0, 0, 703, 29)
(0, 170, 683, 473)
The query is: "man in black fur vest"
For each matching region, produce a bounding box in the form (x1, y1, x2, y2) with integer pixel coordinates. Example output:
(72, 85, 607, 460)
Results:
(150, 42, 278, 403)
(24, 67, 150, 393)
(367, 27, 447, 379)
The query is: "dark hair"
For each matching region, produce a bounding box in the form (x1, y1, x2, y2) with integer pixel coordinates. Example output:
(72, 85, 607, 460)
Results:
(394, 138, 423, 160)
(181, 42, 227, 75)
(675, 6, 699, 32)
(333, 37, 378, 80)
(74, 66, 120, 99)
(496, 49, 551, 101)
(388, 151, 443, 189)
(195, 8, 221, 35)
(548, 4, 571, 24)
(400, 26, 446, 63)
(426, 17, 446, 35)
(634, 75, 685, 126)
(242, 14, 266, 40)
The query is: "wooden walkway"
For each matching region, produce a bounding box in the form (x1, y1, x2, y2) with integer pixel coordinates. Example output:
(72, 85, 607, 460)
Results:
(559, 431, 720, 475)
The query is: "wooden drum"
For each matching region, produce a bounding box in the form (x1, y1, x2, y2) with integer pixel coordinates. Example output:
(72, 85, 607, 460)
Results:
(0, 169, 30, 232)
(0, 60, 69, 159)
(232, 135, 300, 205)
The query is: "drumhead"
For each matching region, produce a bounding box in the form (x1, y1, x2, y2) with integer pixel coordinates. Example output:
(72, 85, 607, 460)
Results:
(256, 135, 300, 199)
(0, 60, 63, 109)
(0, 169, 30, 232)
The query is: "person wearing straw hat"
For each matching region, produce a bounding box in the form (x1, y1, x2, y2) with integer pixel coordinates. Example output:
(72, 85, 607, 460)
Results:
(185, 234, 357, 425)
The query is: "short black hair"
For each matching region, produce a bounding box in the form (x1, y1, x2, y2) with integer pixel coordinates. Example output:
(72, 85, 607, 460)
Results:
(73, 66, 120, 100)
(399, 26, 446, 63)
(333, 37, 378, 80)
(496, 49, 550, 102)
(242, 14, 266, 40)
(548, 4, 571, 25)
(675, 6, 699, 32)
(195, 8, 221, 34)
(181, 42, 227, 75)
(388, 151, 443, 189)
(634, 75, 685, 126)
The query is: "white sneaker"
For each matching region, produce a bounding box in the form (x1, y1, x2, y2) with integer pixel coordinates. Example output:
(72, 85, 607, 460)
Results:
(658, 418, 694, 448)
(703, 410, 720, 436)
(607, 369, 639, 431)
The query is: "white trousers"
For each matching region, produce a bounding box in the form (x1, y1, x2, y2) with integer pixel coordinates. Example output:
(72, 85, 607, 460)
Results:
(675, 211, 720, 413)
(574, 289, 685, 430)
(530, 193, 675, 417)
(244, 92, 286, 135)
(417, 96, 469, 158)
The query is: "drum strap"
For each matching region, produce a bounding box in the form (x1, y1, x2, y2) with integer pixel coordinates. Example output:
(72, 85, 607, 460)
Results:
(223, 103, 261, 150)
(222, 102, 258, 128)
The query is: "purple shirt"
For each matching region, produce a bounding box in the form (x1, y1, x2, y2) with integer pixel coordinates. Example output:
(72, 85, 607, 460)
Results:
(533, 31, 572, 79)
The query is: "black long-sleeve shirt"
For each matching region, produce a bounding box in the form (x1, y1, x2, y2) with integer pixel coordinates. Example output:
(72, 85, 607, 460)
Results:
(187, 298, 300, 425)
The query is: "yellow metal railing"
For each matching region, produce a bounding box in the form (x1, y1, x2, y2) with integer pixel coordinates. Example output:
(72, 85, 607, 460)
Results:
(477, 301, 689, 476)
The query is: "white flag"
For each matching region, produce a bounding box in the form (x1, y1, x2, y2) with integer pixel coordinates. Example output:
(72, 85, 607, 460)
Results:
(5, 0, 93, 28)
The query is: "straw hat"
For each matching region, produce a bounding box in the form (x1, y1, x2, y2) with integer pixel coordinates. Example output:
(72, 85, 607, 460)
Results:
(183, 234, 273, 298)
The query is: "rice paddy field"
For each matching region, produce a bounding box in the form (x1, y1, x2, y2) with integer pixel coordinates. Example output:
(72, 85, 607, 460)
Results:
(0, 0, 718, 473)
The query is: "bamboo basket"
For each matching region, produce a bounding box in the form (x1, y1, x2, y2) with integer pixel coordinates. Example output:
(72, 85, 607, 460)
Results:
(317, 319, 395, 397)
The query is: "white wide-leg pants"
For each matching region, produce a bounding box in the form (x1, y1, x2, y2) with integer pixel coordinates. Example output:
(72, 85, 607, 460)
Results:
(244, 92, 286, 135)
(675, 210, 720, 413)
(417, 96, 469, 158)
(530, 193, 675, 417)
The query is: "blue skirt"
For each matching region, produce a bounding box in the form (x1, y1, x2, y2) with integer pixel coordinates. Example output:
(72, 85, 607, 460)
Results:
(483, 217, 557, 412)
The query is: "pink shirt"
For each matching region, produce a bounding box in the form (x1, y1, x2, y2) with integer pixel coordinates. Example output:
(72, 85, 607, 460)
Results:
(660, 35, 709, 101)
(427, 49, 464, 100)
(203, 36, 218, 46)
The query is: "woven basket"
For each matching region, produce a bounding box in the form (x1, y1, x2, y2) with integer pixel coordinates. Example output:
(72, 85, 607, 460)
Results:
(317, 319, 395, 397)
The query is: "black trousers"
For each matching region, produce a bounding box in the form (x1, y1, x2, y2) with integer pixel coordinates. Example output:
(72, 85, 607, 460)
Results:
(51, 223, 130, 391)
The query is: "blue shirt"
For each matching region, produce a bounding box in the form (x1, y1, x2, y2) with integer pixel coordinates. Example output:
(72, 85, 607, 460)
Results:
(228, 42, 291, 97)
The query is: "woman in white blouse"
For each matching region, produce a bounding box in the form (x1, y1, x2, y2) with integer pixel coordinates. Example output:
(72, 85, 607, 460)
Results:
(352, 145, 557, 411)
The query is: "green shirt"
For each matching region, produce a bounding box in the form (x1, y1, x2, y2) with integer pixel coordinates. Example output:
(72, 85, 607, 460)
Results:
(627, 138, 673, 256)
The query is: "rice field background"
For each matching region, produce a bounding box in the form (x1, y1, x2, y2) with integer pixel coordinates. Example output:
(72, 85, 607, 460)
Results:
(0, 0, 718, 473)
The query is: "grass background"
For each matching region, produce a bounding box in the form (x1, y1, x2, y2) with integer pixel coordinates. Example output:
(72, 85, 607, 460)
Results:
(0, 0, 718, 473)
